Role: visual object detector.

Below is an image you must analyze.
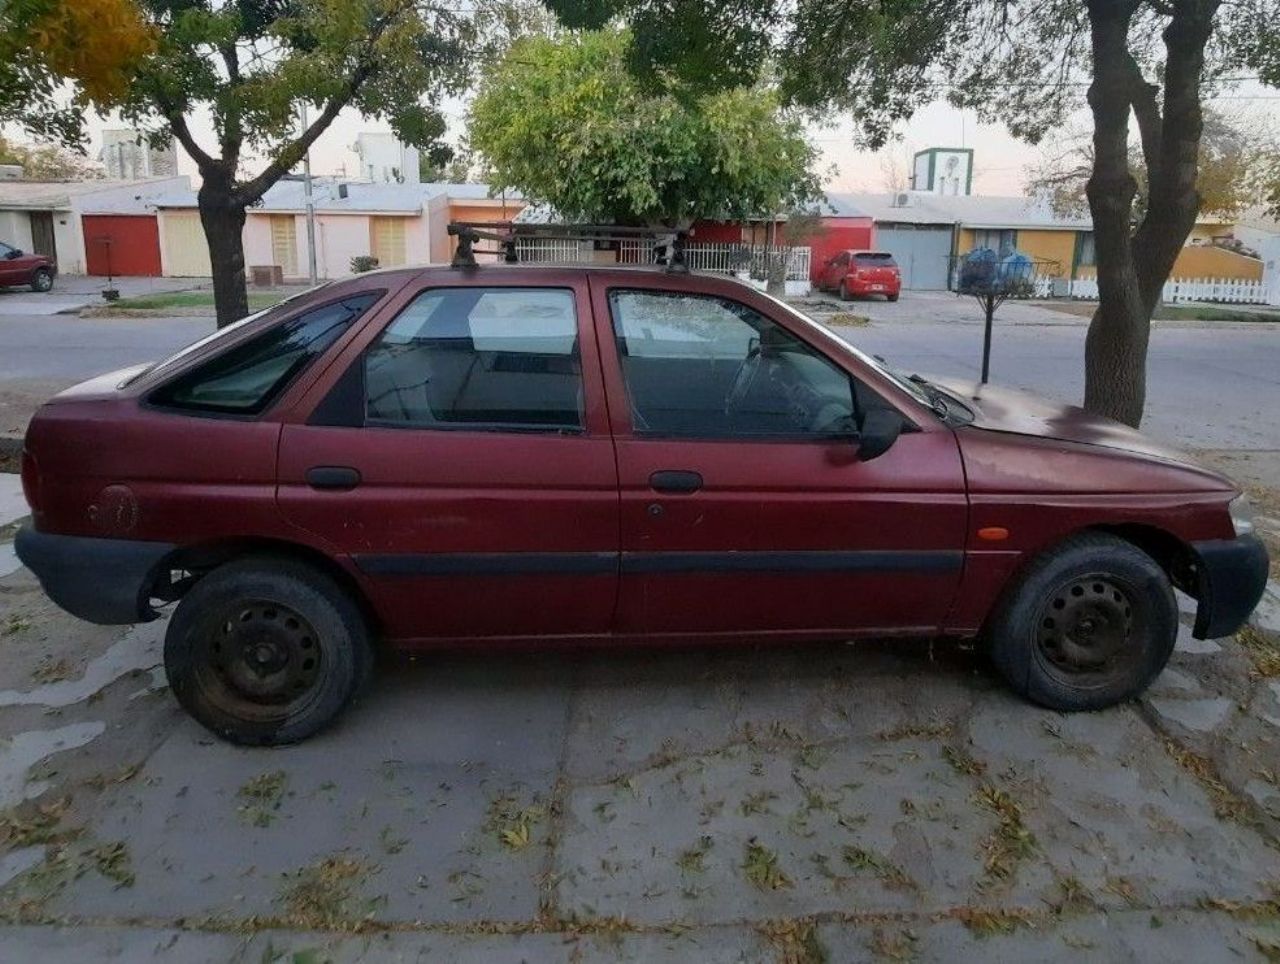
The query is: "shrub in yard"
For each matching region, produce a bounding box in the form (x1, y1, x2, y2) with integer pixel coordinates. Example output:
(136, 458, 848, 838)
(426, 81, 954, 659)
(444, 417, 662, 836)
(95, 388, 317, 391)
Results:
(350, 255, 379, 274)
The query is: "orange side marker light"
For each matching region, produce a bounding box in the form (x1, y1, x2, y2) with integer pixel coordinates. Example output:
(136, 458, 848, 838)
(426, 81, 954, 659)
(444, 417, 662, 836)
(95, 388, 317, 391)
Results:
(977, 526, 1010, 542)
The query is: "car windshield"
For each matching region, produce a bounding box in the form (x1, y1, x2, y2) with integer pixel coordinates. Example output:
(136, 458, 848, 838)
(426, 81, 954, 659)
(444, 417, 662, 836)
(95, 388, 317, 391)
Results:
(125, 283, 334, 385)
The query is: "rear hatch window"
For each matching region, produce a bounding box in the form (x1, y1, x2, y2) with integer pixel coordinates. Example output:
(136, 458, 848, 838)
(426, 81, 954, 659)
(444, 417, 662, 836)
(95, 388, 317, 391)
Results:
(854, 253, 897, 268)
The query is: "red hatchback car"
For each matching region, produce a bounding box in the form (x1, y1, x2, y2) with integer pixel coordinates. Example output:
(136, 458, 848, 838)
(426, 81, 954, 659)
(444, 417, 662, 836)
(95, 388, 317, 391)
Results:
(0, 240, 56, 292)
(818, 250, 901, 302)
(16, 265, 1268, 745)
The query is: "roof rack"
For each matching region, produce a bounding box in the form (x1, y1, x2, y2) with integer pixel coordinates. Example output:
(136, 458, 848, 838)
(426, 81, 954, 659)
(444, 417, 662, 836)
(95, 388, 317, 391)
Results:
(447, 221, 690, 272)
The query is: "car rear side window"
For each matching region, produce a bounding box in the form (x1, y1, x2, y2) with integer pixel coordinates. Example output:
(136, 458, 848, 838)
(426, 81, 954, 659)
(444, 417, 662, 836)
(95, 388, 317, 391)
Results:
(364, 287, 583, 432)
(150, 292, 379, 415)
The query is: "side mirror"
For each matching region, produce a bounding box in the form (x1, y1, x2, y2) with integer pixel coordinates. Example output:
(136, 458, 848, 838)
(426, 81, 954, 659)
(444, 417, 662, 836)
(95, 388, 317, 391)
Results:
(6, 249, 21, 259)
(856, 408, 904, 461)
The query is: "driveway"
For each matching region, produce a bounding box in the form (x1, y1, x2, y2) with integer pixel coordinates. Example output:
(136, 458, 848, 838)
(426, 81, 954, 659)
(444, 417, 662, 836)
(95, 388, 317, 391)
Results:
(2, 294, 1280, 961)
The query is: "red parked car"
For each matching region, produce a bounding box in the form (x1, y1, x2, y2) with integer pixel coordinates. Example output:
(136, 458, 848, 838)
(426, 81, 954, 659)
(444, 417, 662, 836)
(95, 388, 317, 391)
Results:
(0, 240, 56, 292)
(16, 265, 1267, 745)
(818, 250, 901, 302)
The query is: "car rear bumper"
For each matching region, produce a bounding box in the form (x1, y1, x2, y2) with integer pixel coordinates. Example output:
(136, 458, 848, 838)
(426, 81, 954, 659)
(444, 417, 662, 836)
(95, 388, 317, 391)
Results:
(1190, 533, 1270, 639)
(14, 525, 174, 625)
(848, 281, 900, 295)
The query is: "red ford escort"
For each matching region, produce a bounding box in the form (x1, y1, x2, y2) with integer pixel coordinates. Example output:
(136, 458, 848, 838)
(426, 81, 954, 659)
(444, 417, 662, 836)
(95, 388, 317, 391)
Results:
(15, 262, 1267, 745)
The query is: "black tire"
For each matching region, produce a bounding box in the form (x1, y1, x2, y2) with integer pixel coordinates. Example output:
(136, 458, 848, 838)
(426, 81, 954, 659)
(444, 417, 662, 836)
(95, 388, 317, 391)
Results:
(164, 557, 371, 745)
(838, 281, 851, 302)
(887, 293, 899, 302)
(985, 533, 1177, 711)
(30, 268, 53, 293)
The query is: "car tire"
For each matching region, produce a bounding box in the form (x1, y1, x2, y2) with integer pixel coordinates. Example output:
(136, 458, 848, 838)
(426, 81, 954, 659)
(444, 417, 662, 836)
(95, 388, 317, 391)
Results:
(838, 281, 850, 301)
(30, 268, 53, 293)
(164, 557, 372, 746)
(985, 532, 1177, 711)
(887, 293, 899, 302)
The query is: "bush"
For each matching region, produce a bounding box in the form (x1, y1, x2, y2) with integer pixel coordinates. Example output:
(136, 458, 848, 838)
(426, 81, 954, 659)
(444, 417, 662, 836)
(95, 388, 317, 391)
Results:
(350, 255, 379, 274)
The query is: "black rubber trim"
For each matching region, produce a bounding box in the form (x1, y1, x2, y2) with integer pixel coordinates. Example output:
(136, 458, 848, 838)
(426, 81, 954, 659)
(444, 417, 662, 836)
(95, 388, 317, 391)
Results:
(1191, 533, 1270, 639)
(620, 549, 963, 574)
(14, 525, 175, 625)
(353, 552, 618, 576)
(351, 549, 962, 577)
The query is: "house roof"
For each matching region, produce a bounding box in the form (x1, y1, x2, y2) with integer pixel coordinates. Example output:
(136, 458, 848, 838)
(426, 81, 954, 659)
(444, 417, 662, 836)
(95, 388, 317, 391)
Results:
(0, 177, 185, 211)
(151, 179, 521, 215)
(823, 191, 1093, 230)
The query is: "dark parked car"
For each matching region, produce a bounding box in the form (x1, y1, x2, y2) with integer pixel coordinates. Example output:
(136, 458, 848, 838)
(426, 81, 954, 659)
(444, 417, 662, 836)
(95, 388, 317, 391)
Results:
(15, 265, 1268, 745)
(0, 241, 56, 292)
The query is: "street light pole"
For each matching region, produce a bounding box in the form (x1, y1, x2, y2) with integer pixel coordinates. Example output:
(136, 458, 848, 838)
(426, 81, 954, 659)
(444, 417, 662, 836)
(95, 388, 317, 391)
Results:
(299, 103, 318, 285)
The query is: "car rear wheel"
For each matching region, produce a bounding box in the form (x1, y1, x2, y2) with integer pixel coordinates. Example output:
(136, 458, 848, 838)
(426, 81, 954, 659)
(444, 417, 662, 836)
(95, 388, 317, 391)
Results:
(30, 268, 53, 293)
(164, 558, 371, 745)
(985, 533, 1177, 711)
(887, 293, 899, 302)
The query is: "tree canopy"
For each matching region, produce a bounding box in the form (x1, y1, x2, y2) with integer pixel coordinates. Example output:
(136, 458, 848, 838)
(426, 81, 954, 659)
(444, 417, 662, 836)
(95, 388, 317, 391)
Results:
(0, 135, 106, 180)
(468, 29, 821, 226)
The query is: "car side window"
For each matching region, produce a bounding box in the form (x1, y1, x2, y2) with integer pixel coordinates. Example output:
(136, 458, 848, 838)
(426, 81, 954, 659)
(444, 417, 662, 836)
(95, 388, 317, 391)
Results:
(609, 289, 876, 440)
(0, 242, 13, 257)
(150, 292, 380, 416)
(364, 287, 583, 432)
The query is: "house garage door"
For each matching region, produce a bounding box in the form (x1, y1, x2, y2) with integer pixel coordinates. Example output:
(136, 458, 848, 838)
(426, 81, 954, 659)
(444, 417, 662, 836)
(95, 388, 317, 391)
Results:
(83, 214, 162, 277)
(160, 211, 212, 277)
(875, 224, 953, 290)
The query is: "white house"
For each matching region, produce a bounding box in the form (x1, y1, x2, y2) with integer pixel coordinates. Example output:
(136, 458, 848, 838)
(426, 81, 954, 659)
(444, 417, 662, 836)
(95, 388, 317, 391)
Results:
(0, 176, 190, 275)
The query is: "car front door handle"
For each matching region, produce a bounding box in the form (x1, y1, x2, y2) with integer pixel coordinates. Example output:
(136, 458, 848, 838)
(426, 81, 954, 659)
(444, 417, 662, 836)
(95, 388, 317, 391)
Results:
(649, 470, 703, 494)
(306, 466, 362, 491)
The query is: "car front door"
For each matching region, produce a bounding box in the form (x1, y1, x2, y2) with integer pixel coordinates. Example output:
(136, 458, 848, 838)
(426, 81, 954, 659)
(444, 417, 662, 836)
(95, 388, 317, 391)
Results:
(589, 277, 968, 639)
(276, 273, 619, 643)
(0, 242, 21, 285)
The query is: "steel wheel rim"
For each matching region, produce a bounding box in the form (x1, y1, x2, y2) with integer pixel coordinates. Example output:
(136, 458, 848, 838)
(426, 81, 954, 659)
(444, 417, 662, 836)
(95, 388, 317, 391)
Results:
(193, 600, 325, 723)
(34, 272, 51, 291)
(1033, 574, 1143, 688)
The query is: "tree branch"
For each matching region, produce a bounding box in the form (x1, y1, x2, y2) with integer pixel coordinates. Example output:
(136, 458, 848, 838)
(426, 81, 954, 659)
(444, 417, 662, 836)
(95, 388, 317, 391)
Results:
(1122, 52, 1163, 184)
(160, 100, 216, 170)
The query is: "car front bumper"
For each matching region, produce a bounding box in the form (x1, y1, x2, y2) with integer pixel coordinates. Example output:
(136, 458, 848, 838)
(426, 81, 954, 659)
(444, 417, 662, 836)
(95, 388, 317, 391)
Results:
(1190, 533, 1270, 639)
(15, 525, 174, 625)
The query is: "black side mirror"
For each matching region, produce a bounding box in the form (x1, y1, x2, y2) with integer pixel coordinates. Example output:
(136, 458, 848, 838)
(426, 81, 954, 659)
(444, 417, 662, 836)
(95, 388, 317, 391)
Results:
(857, 408, 904, 461)
(5, 249, 20, 259)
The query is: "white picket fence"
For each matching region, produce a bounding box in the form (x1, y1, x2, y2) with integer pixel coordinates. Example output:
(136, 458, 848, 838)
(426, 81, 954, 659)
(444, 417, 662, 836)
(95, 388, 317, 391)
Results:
(618, 239, 812, 282)
(1068, 276, 1273, 305)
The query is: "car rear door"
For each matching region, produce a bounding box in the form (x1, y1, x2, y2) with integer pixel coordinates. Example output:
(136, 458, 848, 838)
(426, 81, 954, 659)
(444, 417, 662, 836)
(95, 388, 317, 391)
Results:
(589, 273, 968, 639)
(275, 270, 619, 643)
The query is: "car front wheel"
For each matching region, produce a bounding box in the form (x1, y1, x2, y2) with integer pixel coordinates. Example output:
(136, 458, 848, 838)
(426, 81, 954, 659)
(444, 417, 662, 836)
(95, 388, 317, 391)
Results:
(164, 558, 372, 745)
(838, 281, 851, 301)
(985, 532, 1178, 711)
(30, 268, 53, 293)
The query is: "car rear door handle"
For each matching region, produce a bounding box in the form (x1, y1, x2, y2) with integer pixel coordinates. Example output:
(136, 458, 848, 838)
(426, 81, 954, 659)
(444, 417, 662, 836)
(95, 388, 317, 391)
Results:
(306, 466, 361, 491)
(649, 470, 703, 494)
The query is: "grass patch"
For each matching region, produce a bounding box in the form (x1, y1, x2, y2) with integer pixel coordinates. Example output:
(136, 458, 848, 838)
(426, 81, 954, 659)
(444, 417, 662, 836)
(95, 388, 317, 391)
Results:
(1161, 738, 1248, 820)
(973, 785, 1036, 884)
(877, 721, 953, 742)
(943, 745, 987, 777)
(237, 770, 288, 827)
(949, 906, 1035, 937)
(87, 841, 135, 888)
(675, 836, 713, 875)
(1237, 625, 1280, 678)
(31, 657, 74, 685)
(484, 793, 544, 851)
(278, 854, 374, 929)
(841, 845, 916, 891)
(760, 918, 828, 964)
(0, 797, 77, 848)
(743, 840, 791, 890)
(107, 291, 285, 311)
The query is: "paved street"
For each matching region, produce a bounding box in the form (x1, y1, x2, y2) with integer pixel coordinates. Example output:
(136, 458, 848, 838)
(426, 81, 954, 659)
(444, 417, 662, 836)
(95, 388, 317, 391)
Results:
(1, 287, 1279, 961)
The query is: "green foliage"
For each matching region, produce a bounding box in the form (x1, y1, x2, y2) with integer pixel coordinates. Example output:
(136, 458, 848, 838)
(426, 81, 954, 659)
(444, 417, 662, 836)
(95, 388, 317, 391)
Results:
(350, 255, 381, 274)
(468, 29, 820, 225)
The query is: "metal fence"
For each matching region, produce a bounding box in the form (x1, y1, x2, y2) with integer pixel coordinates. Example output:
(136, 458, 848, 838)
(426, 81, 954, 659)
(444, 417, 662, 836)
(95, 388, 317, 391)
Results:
(1068, 276, 1273, 306)
(617, 240, 813, 282)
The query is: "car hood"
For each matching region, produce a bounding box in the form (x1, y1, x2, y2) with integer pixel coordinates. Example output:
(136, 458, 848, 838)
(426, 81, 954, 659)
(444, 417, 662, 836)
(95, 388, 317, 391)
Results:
(43, 364, 152, 404)
(929, 376, 1212, 469)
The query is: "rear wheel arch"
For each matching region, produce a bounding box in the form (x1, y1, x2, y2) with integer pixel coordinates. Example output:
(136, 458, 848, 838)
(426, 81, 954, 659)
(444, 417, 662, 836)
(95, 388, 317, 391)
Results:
(151, 537, 380, 637)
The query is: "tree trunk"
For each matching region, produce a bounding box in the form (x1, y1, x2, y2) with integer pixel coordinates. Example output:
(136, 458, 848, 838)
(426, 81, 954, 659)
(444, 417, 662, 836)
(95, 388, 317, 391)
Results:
(1082, 0, 1149, 428)
(197, 172, 250, 328)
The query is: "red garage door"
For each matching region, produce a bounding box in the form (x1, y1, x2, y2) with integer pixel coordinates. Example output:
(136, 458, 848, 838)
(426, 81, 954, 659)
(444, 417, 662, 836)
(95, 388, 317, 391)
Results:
(83, 215, 162, 277)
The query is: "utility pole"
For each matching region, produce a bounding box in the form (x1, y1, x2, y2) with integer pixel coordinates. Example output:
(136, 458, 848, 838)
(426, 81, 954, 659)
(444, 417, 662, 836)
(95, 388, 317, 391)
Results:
(299, 103, 318, 285)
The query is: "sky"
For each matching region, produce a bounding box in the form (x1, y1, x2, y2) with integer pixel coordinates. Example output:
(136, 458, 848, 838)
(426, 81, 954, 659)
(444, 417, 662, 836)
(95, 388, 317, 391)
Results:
(11, 80, 1280, 199)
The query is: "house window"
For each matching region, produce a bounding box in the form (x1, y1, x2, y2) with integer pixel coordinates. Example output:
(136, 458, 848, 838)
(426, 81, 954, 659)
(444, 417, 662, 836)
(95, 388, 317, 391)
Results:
(1077, 232, 1097, 268)
(971, 229, 1017, 257)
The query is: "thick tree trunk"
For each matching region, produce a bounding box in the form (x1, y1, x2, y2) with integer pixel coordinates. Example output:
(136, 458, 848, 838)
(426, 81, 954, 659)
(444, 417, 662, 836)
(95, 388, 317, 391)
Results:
(1082, 0, 1218, 428)
(197, 172, 250, 328)
(1083, 0, 1149, 428)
